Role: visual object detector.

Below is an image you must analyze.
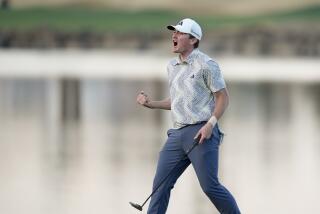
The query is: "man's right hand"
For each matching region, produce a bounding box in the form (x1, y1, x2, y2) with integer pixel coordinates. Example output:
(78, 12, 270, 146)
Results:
(136, 91, 152, 108)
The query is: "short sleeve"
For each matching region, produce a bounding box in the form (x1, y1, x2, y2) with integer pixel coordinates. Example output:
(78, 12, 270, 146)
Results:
(203, 60, 226, 93)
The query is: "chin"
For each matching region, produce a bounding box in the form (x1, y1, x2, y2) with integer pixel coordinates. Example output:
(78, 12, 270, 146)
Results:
(172, 48, 179, 53)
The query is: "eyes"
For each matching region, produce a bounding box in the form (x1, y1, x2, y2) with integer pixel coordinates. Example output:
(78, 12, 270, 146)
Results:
(173, 31, 188, 37)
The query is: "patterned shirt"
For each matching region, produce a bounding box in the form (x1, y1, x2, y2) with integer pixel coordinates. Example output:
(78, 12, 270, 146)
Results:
(167, 49, 226, 128)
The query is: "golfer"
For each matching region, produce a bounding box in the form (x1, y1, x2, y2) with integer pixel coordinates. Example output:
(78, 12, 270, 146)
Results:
(136, 18, 241, 214)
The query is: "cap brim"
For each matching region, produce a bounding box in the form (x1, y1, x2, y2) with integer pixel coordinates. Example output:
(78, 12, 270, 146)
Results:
(166, 25, 187, 34)
(167, 25, 176, 31)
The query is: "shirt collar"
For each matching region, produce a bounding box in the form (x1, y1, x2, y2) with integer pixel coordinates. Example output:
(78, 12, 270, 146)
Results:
(173, 49, 199, 65)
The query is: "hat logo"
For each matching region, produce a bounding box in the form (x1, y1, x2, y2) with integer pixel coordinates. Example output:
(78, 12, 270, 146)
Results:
(177, 21, 183, 26)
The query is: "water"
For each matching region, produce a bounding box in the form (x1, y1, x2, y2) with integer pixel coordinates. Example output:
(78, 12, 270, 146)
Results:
(0, 50, 319, 214)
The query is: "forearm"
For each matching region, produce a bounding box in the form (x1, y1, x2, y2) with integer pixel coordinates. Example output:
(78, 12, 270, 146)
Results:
(207, 88, 229, 127)
(195, 88, 229, 143)
(145, 97, 171, 110)
(212, 89, 229, 120)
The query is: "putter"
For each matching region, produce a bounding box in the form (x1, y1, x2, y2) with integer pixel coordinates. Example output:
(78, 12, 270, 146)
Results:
(129, 136, 201, 211)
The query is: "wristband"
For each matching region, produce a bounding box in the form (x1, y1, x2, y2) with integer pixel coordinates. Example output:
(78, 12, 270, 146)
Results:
(207, 116, 217, 127)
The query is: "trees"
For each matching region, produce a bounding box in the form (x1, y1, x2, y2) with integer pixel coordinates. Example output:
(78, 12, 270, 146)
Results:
(1, 0, 10, 9)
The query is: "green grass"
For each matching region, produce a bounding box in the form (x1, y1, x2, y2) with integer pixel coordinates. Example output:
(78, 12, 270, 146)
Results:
(0, 5, 319, 33)
(0, 7, 181, 33)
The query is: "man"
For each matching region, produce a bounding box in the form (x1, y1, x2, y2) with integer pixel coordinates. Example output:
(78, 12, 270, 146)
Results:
(136, 18, 241, 214)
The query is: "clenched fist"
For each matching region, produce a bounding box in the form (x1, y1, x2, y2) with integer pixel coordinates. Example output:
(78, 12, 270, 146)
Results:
(136, 91, 152, 108)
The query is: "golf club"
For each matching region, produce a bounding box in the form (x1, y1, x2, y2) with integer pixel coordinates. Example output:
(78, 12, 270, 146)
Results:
(129, 136, 201, 211)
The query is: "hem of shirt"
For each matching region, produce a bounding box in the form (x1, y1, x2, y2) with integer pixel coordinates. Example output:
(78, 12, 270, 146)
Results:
(173, 121, 208, 129)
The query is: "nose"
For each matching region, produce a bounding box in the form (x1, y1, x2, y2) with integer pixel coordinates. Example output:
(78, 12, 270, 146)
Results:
(172, 31, 177, 39)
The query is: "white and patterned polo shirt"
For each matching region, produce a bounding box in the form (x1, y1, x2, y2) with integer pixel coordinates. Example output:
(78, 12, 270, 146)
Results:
(167, 49, 226, 128)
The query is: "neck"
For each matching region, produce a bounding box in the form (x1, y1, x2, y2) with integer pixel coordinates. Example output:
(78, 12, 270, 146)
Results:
(179, 48, 195, 61)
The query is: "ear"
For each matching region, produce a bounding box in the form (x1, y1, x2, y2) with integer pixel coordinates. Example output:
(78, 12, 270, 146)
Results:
(190, 37, 198, 46)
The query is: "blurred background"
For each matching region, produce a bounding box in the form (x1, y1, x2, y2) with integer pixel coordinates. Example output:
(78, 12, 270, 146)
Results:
(0, 0, 320, 213)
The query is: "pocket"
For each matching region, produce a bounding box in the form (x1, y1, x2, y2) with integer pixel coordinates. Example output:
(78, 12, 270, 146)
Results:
(211, 127, 220, 143)
(217, 126, 225, 144)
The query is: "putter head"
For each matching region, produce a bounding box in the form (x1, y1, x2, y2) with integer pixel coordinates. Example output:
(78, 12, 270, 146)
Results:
(129, 202, 143, 211)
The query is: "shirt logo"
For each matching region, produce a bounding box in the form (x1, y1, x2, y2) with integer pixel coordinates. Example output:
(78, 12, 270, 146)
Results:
(190, 74, 195, 78)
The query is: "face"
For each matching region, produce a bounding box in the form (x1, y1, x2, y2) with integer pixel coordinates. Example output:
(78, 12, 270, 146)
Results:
(171, 31, 197, 55)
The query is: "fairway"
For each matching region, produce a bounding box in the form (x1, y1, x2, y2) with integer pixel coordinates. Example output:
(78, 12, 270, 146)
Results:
(0, 5, 319, 33)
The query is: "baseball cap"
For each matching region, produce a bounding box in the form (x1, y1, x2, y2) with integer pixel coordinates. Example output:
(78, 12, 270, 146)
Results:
(167, 18, 202, 40)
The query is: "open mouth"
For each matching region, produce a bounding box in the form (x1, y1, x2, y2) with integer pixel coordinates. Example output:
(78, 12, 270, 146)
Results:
(173, 41, 178, 47)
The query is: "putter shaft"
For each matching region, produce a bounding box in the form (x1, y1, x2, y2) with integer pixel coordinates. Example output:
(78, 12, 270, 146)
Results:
(130, 137, 200, 211)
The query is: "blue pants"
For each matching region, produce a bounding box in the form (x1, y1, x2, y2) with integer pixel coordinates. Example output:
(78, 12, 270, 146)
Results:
(147, 122, 240, 214)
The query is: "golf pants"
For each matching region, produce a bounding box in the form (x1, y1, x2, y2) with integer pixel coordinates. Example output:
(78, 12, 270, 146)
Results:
(147, 122, 241, 214)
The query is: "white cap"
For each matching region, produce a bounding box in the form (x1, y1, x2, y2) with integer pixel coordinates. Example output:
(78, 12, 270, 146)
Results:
(167, 18, 202, 40)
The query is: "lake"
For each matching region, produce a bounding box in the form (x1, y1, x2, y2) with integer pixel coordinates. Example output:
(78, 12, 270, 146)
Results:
(0, 49, 319, 213)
